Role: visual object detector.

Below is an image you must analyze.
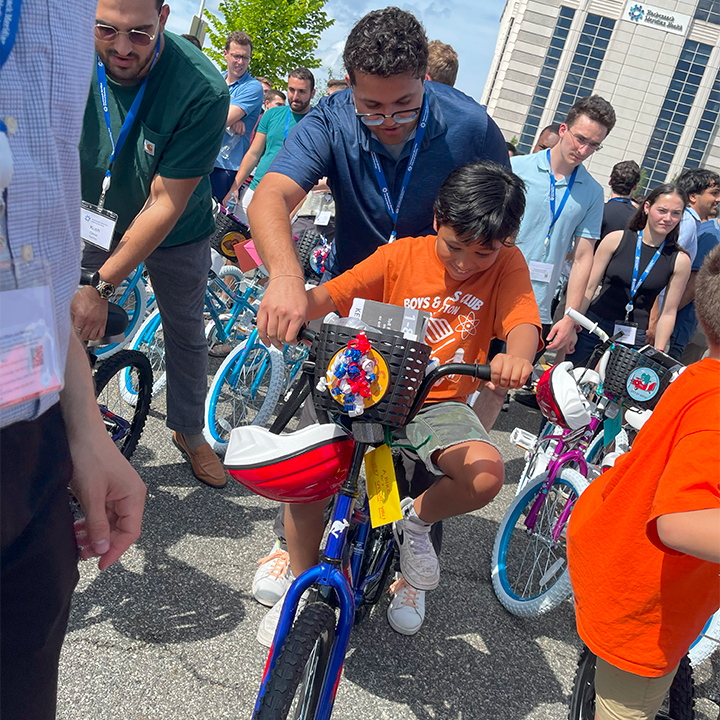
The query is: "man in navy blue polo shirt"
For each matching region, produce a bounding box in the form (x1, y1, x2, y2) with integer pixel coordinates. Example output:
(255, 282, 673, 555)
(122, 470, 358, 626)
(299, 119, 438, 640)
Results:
(248, 7, 509, 346)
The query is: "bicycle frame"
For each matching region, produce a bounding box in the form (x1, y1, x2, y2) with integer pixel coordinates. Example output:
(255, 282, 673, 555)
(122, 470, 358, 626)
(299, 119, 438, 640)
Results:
(204, 270, 260, 345)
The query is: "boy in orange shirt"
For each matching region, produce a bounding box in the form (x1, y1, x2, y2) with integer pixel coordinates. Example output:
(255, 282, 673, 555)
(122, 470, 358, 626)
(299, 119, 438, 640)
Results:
(567, 244, 720, 719)
(257, 161, 542, 644)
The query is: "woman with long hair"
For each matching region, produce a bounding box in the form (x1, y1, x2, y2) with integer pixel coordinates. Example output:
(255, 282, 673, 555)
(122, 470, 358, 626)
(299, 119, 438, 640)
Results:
(567, 183, 692, 367)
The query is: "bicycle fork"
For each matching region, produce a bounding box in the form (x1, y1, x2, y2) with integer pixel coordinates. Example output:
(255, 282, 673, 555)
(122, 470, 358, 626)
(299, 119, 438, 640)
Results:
(254, 441, 368, 720)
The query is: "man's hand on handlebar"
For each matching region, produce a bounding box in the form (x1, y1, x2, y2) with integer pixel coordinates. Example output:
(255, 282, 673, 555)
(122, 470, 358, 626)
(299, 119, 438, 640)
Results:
(487, 353, 534, 391)
(257, 275, 308, 349)
(71, 287, 109, 342)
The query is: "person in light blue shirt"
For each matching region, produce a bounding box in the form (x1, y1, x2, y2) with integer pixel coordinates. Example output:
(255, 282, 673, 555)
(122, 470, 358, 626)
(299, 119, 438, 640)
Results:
(209, 31, 264, 201)
(476, 95, 615, 427)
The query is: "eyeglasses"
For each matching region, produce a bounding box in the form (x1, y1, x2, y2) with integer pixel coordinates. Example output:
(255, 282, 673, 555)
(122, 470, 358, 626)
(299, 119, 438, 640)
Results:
(94, 16, 161, 46)
(566, 127, 603, 151)
(228, 53, 252, 62)
(355, 106, 422, 127)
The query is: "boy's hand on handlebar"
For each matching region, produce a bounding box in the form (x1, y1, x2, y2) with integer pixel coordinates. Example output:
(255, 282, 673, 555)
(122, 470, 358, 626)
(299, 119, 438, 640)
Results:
(487, 353, 534, 391)
(257, 275, 308, 348)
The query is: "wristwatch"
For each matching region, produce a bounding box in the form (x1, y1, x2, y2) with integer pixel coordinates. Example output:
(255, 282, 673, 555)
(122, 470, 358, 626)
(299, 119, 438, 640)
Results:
(95, 279, 115, 300)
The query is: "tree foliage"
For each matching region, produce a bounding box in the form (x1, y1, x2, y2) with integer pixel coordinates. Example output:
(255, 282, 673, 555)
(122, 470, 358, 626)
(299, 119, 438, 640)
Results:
(204, 0, 334, 89)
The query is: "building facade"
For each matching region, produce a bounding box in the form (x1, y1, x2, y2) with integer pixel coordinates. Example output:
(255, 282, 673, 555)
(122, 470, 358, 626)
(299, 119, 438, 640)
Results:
(482, 0, 720, 190)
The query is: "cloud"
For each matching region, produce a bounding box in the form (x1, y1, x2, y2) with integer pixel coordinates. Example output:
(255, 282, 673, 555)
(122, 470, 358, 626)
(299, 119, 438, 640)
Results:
(165, 0, 505, 101)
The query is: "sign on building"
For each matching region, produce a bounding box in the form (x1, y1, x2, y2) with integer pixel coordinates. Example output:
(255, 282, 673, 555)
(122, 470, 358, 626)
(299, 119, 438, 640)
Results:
(623, 2, 691, 36)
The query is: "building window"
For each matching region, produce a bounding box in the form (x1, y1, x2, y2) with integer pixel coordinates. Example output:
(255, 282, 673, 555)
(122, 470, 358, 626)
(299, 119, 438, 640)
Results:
(695, 0, 720, 25)
(487, 17, 515, 102)
(517, 6, 575, 153)
(685, 65, 720, 168)
(553, 14, 615, 123)
(641, 40, 712, 188)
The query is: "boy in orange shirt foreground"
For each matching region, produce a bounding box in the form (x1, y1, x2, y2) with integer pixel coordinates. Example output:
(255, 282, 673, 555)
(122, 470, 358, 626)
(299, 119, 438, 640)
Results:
(257, 161, 542, 644)
(567, 244, 720, 719)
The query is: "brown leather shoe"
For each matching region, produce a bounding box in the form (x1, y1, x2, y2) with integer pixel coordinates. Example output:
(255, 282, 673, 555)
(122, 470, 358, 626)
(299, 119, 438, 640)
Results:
(172, 432, 228, 488)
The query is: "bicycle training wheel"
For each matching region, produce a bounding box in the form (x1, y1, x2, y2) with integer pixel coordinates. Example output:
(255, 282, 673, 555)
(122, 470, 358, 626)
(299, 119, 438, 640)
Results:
(568, 647, 695, 720)
(94, 350, 153, 460)
(491, 467, 589, 617)
(203, 338, 284, 454)
(253, 602, 336, 720)
(93, 279, 147, 360)
(123, 308, 166, 404)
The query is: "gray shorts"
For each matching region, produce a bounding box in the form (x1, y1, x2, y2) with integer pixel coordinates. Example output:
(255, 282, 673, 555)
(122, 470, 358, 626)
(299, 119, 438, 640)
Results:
(392, 401, 498, 476)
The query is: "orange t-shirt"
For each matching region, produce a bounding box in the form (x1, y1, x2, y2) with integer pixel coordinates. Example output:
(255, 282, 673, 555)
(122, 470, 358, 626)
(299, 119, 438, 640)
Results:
(323, 234, 542, 403)
(567, 358, 720, 677)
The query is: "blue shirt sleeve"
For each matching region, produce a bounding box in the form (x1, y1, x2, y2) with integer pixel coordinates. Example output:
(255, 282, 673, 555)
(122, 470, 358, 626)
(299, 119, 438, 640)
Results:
(573, 185, 604, 241)
(266, 109, 332, 191)
(232, 77, 264, 117)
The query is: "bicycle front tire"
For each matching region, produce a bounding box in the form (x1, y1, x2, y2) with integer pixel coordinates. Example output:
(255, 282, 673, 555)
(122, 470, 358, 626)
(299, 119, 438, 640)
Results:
(491, 467, 589, 617)
(124, 309, 166, 404)
(568, 647, 695, 720)
(203, 338, 285, 453)
(254, 602, 336, 720)
(94, 350, 153, 460)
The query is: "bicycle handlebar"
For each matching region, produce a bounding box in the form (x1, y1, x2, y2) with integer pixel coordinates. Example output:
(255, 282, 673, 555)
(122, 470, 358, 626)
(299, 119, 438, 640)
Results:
(565, 307, 610, 342)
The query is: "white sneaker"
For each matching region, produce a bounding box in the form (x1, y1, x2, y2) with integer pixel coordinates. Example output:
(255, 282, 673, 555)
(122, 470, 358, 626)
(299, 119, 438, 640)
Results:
(256, 584, 309, 648)
(393, 496, 439, 590)
(387, 573, 425, 635)
(253, 542, 292, 607)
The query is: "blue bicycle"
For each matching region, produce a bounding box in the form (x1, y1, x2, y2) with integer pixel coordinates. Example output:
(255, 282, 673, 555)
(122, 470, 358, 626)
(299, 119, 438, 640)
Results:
(224, 323, 491, 719)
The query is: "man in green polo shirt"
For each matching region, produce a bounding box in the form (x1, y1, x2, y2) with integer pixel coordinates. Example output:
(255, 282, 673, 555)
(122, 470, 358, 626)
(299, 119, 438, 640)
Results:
(222, 67, 315, 223)
(71, 0, 231, 488)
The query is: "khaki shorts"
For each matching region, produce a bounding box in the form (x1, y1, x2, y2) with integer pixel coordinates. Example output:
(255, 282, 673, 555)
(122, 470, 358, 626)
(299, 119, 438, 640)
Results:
(392, 401, 498, 476)
(595, 657, 679, 720)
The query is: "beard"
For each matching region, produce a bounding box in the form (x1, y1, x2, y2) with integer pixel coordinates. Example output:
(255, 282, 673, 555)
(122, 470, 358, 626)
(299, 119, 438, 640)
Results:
(97, 45, 156, 84)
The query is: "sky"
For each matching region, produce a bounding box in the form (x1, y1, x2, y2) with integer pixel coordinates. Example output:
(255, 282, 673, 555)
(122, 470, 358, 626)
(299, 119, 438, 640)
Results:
(164, 0, 507, 102)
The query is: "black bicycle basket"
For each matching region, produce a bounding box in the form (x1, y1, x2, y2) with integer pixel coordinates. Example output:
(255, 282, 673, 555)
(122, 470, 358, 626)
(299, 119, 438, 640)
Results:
(210, 208, 251, 259)
(312, 322, 432, 429)
(602, 344, 681, 410)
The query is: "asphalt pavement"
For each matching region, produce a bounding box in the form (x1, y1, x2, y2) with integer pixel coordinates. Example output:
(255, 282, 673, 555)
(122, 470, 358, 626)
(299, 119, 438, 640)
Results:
(57, 383, 720, 720)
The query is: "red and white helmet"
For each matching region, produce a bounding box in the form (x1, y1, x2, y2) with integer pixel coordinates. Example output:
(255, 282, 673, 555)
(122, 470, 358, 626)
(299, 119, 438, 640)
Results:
(535, 361, 593, 430)
(225, 424, 354, 503)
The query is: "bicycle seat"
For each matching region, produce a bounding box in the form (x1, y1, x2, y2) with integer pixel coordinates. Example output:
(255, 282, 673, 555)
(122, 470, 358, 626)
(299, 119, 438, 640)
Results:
(536, 361, 593, 431)
(225, 424, 355, 502)
(87, 302, 129, 347)
(625, 407, 652, 431)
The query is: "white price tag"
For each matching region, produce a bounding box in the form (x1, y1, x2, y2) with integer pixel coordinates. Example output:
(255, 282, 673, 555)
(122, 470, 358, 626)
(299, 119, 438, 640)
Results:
(314, 210, 332, 227)
(81, 201, 118, 251)
(529, 261, 553, 283)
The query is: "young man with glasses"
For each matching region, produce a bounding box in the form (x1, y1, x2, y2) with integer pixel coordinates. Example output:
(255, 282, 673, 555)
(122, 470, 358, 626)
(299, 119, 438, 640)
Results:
(209, 31, 264, 201)
(72, 0, 232, 488)
(245, 7, 509, 637)
(474, 95, 615, 428)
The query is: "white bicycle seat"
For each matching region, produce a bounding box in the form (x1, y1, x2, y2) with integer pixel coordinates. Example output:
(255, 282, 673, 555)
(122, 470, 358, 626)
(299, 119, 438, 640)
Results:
(625, 407, 652, 431)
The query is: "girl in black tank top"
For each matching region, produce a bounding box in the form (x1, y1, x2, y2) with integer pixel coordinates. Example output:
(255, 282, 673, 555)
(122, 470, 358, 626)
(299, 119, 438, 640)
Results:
(567, 184, 692, 368)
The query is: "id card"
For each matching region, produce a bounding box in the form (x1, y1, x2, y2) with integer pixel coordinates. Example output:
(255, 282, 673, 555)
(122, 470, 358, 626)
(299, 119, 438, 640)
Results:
(81, 201, 118, 251)
(613, 321, 638, 345)
(0, 282, 62, 408)
(314, 210, 331, 227)
(529, 261, 553, 283)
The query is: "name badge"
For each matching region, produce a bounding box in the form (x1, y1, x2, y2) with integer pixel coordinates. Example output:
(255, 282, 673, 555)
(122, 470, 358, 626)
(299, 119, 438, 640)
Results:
(81, 201, 118, 251)
(314, 210, 332, 227)
(0, 259, 63, 409)
(613, 321, 638, 345)
(529, 261, 553, 283)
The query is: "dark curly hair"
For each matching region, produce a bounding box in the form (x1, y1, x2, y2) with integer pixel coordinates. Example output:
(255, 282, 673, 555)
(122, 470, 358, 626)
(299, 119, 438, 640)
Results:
(433, 161, 526, 246)
(610, 160, 641, 196)
(343, 7, 428, 85)
(565, 95, 616, 134)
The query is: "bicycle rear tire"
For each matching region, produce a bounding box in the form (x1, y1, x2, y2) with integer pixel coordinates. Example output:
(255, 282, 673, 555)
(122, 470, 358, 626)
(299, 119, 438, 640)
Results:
(254, 602, 336, 720)
(94, 350, 152, 460)
(491, 467, 588, 617)
(94, 279, 147, 360)
(568, 647, 695, 720)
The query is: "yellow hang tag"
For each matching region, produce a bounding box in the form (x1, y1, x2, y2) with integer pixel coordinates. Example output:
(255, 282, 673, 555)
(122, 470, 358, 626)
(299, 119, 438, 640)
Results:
(364, 444, 403, 528)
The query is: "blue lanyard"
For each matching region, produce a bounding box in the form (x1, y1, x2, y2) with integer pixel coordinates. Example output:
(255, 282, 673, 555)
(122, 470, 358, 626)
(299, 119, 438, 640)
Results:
(284, 106, 292, 140)
(626, 230, 665, 315)
(0, 0, 21, 72)
(95, 36, 160, 207)
(609, 197, 633, 204)
(545, 148, 578, 255)
(370, 93, 429, 243)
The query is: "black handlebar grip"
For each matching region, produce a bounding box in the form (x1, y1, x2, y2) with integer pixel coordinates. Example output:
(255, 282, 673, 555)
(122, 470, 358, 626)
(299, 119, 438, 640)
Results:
(297, 326, 317, 343)
(79, 268, 99, 287)
(474, 364, 492, 382)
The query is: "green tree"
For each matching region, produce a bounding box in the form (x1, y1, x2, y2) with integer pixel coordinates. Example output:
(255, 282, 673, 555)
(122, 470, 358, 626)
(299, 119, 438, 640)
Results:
(204, 0, 334, 89)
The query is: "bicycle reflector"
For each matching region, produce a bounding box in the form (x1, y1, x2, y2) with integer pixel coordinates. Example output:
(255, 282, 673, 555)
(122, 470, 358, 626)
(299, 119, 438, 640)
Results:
(535, 361, 592, 431)
(224, 424, 355, 503)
